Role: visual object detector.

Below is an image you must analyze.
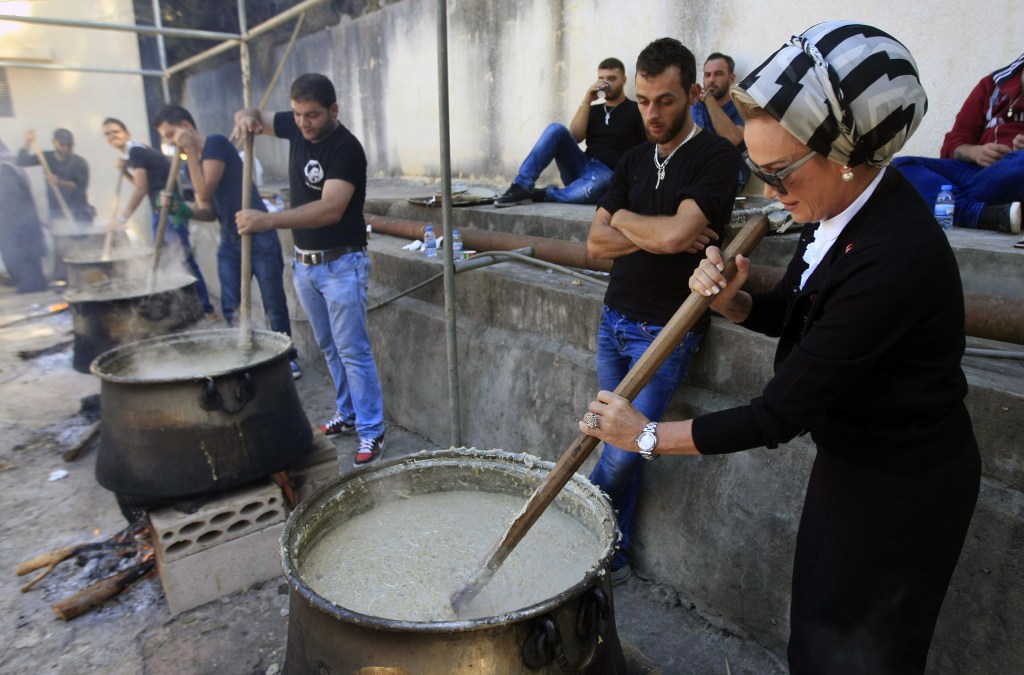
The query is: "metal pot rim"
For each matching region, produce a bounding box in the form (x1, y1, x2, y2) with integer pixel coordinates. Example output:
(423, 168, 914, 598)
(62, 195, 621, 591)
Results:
(89, 328, 293, 383)
(66, 273, 198, 303)
(282, 448, 619, 634)
(63, 247, 153, 264)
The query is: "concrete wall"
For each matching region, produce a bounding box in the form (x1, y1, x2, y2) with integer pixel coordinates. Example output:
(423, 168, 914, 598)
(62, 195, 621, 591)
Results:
(182, 0, 1024, 185)
(0, 0, 151, 230)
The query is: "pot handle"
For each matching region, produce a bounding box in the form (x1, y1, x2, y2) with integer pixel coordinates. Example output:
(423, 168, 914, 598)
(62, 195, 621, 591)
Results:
(521, 585, 610, 672)
(198, 373, 255, 414)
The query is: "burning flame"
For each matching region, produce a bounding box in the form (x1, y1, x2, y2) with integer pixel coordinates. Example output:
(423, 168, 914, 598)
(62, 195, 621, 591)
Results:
(49, 303, 69, 313)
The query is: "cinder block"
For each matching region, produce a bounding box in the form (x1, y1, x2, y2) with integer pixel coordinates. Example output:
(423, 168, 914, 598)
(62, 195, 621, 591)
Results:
(156, 522, 284, 615)
(149, 481, 286, 563)
(148, 481, 287, 615)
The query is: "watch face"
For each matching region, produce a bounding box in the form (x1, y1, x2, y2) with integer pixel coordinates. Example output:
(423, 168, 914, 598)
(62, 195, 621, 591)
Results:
(638, 432, 656, 452)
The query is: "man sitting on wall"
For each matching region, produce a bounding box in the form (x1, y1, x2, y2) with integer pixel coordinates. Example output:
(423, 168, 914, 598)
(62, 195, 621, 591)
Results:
(494, 57, 646, 207)
(892, 51, 1024, 243)
(689, 52, 749, 190)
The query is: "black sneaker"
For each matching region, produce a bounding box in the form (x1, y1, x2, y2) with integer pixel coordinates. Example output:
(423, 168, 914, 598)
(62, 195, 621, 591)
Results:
(321, 413, 356, 436)
(354, 430, 386, 465)
(494, 183, 532, 208)
(531, 187, 550, 202)
(978, 202, 1022, 233)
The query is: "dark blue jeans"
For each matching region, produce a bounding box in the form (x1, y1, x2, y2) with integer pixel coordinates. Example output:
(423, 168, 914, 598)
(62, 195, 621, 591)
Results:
(150, 212, 213, 313)
(514, 123, 614, 204)
(218, 231, 295, 358)
(589, 305, 704, 569)
(892, 153, 1024, 227)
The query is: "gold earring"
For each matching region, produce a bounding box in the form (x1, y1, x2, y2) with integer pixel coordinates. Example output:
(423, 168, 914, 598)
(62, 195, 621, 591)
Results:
(841, 165, 855, 182)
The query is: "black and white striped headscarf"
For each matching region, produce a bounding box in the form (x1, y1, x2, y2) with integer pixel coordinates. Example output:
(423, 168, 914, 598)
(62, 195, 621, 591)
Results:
(734, 21, 927, 168)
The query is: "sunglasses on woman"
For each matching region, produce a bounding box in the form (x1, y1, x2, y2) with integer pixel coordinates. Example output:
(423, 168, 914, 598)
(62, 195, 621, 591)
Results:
(743, 150, 817, 195)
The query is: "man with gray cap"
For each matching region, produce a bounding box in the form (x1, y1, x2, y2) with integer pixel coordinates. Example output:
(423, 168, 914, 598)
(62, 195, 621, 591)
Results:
(16, 128, 95, 223)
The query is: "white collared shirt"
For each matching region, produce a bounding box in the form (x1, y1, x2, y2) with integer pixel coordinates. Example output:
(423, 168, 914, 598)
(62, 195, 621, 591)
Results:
(799, 167, 887, 290)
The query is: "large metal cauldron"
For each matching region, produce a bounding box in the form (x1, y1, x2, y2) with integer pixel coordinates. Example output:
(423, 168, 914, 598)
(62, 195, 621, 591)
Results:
(67, 273, 204, 373)
(91, 329, 313, 499)
(64, 246, 151, 291)
(282, 449, 627, 674)
(50, 224, 121, 281)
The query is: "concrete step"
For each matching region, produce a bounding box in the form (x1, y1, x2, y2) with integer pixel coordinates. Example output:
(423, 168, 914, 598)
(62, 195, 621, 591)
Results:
(366, 179, 1024, 300)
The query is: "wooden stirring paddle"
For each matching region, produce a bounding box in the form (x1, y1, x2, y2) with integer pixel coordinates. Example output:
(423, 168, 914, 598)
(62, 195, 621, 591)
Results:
(449, 215, 769, 616)
(238, 135, 255, 351)
(147, 150, 183, 293)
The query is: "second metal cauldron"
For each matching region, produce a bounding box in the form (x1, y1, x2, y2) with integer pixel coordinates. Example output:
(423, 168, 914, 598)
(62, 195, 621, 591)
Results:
(91, 328, 313, 499)
(66, 273, 204, 373)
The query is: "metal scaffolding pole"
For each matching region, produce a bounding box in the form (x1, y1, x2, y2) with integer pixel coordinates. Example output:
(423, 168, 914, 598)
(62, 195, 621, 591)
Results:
(436, 0, 461, 447)
(0, 61, 163, 77)
(0, 13, 239, 40)
(151, 0, 171, 103)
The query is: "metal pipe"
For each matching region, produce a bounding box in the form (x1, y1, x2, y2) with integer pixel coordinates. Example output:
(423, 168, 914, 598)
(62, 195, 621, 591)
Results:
(257, 12, 305, 109)
(151, 0, 170, 103)
(164, 39, 239, 77)
(0, 13, 239, 40)
(245, 0, 332, 41)
(0, 61, 163, 77)
(436, 0, 460, 447)
(365, 214, 611, 273)
(365, 214, 1024, 345)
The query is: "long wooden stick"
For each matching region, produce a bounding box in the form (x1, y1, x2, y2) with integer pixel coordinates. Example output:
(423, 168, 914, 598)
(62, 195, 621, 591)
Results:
(147, 150, 183, 292)
(449, 216, 769, 614)
(239, 135, 254, 350)
(31, 140, 75, 223)
(101, 171, 126, 261)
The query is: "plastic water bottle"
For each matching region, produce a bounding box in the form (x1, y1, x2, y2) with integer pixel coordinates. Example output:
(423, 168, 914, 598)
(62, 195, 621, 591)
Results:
(934, 185, 955, 232)
(423, 226, 437, 257)
(452, 229, 463, 256)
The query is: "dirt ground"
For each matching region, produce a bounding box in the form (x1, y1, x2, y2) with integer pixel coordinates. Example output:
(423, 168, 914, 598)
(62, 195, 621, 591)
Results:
(0, 283, 784, 675)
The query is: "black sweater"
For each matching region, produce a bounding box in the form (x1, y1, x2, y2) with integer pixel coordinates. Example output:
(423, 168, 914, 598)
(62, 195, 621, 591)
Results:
(692, 169, 974, 471)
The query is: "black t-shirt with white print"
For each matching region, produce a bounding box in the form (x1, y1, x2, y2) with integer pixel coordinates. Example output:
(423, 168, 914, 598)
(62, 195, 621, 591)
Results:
(273, 111, 367, 251)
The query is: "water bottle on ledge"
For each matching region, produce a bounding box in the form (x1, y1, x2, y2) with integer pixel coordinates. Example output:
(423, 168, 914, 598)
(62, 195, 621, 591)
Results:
(423, 226, 437, 257)
(452, 229, 463, 255)
(934, 185, 955, 232)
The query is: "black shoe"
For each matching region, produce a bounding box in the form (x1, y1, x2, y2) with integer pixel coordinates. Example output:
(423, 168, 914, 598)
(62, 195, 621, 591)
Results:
(494, 183, 532, 208)
(321, 413, 356, 436)
(978, 202, 1022, 233)
(531, 187, 549, 202)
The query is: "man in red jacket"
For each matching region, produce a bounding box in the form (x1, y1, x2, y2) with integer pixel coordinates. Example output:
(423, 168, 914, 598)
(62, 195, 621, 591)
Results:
(893, 52, 1024, 245)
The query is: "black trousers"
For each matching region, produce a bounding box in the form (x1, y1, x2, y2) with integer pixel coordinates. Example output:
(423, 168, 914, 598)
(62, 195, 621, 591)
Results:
(788, 437, 980, 674)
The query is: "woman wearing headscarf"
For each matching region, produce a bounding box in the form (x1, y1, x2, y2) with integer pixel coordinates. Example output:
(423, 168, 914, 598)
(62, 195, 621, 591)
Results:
(579, 22, 980, 673)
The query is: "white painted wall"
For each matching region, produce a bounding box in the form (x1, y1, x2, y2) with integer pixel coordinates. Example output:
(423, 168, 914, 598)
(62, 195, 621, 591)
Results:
(0, 0, 150, 228)
(182, 0, 1023, 186)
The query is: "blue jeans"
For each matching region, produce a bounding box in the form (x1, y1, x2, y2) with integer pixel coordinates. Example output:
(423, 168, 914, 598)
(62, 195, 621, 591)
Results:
(218, 231, 296, 359)
(150, 213, 213, 313)
(589, 306, 704, 569)
(514, 123, 614, 204)
(292, 250, 385, 439)
(892, 153, 1024, 227)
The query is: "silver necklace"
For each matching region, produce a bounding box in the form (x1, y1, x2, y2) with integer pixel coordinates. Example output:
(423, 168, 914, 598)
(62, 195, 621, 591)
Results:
(653, 124, 699, 190)
(603, 102, 613, 126)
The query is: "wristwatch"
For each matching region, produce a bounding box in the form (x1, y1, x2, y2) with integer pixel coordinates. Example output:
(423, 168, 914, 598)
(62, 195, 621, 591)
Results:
(636, 422, 658, 461)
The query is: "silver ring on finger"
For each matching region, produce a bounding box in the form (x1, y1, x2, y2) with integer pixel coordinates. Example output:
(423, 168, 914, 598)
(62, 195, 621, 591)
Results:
(583, 412, 600, 429)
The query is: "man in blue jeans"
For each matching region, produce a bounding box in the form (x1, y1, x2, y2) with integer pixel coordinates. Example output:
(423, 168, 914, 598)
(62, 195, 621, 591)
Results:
(233, 73, 386, 466)
(586, 38, 739, 584)
(494, 57, 646, 207)
(152, 104, 301, 379)
(892, 51, 1024, 241)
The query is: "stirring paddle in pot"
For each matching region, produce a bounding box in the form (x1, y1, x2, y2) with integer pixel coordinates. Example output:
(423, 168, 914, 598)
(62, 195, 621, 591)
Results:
(449, 215, 769, 616)
(238, 135, 254, 351)
(148, 150, 183, 293)
(101, 169, 129, 262)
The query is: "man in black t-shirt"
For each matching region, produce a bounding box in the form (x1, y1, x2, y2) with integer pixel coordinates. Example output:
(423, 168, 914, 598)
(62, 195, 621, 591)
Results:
(494, 57, 646, 207)
(585, 39, 740, 584)
(16, 128, 95, 223)
(101, 117, 214, 314)
(233, 73, 386, 466)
